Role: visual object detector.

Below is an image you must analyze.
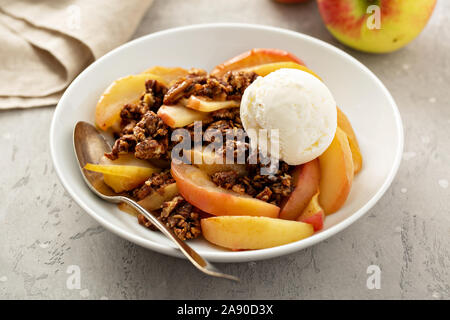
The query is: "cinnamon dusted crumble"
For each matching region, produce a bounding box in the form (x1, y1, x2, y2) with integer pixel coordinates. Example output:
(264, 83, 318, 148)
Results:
(107, 109, 171, 160)
(222, 71, 258, 101)
(211, 171, 238, 190)
(163, 70, 258, 105)
(119, 79, 167, 132)
(106, 79, 170, 160)
(133, 169, 175, 200)
(107, 134, 137, 159)
(137, 195, 202, 241)
(256, 187, 273, 202)
(144, 79, 167, 112)
(210, 161, 294, 206)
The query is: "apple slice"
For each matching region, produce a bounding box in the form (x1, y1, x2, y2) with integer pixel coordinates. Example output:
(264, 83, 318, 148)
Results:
(142, 66, 189, 85)
(118, 182, 179, 215)
(246, 61, 322, 80)
(95, 74, 167, 131)
(211, 48, 304, 77)
(84, 163, 161, 193)
(296, 192, 325, 231)
(337, 107, 362, 174)
(180, 96, 240, 112)
(84, 163, 154, 177)
(157, 104, 211, 128)
(84, 154, 161, 193)
(201, 216, 314, 250)
(318, 128, 354, 214)
(279, 159, 320, 220)
(171, 162, 279, 218)
(138, 182, 179, 210)
(184, 148, 248, 176)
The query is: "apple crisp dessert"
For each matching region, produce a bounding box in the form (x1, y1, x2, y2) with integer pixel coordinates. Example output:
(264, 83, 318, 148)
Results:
(85, 49, 362, 249)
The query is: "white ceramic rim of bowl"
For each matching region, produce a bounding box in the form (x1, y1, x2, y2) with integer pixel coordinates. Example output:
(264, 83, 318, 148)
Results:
(50, 23, 404, 263)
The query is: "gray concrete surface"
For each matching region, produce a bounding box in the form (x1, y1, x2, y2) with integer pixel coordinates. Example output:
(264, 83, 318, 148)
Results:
(0, 0, 449, 300)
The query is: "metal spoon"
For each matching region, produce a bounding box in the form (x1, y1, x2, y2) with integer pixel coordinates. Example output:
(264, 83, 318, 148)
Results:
(73, 121, 239, 281)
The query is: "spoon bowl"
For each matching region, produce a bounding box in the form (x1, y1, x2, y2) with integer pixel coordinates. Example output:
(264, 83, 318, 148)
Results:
(73, 122, 117, 198)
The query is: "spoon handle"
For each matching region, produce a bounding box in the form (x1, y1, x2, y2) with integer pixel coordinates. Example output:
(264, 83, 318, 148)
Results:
(119, 197, 239, 282)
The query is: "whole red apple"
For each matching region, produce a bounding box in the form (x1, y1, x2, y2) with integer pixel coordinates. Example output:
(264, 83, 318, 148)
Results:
(316, 0, 436, 53)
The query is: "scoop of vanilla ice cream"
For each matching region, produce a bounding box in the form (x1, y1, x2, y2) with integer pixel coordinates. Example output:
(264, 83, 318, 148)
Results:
(240, 68, 337, 165)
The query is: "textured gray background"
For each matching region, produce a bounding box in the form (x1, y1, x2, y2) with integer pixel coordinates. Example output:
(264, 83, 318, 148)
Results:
(0, 0, 449, 300)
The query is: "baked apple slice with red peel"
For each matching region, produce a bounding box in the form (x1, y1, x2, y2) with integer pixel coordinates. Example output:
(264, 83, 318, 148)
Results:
(296, 192, 325, 231)
(246, 61, 322, 80)
(171, 162, 279, 218)
(211, 48, 304, 77)
(279, 158, 320, 220)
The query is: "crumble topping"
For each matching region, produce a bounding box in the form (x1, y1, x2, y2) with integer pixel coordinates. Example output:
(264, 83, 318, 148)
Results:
(210, 161, 293, 206)
(137, 195, 202, 241)
(163, 70, 258, 105)
(106, 79, 170, 159)
(133, 169, 175, 200)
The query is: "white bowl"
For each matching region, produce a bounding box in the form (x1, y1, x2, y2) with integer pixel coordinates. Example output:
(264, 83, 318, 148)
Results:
(50, 23, 403, 263)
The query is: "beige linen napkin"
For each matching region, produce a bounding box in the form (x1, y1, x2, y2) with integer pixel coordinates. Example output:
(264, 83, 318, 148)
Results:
(0, 0, 153, 109)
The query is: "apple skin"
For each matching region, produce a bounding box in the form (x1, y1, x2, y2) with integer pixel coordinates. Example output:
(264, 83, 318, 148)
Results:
(171, 162, 280, 218)
(247, 62, 322, 80)
(337, 107, 362, 173)
(279, 159, 320, 221)
(299, 211, 324, 231)
(211, 48, 304, 77)
(318, 128, 354, 214)
(317, 0, 437, 53)
(296, 192, 325, 231)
